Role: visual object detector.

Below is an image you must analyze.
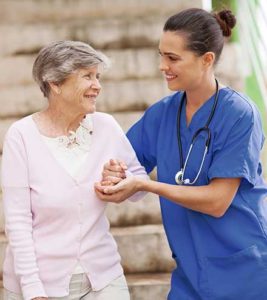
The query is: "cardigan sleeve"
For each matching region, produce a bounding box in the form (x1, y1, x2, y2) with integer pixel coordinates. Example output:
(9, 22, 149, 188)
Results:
(1, 127, 47, 299)
(110, 117, 149, 202)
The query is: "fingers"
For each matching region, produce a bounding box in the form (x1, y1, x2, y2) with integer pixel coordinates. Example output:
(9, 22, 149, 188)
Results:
(103, 159, 127, 179)
(94, 184, 124, 203)
(100, 180, 114, 186)
(102, 176, 123, 185)
(102, 170, 126, 180)
(94, 182, 106, 193)
(110, 159, 127, 170)
(94, 182, 119, 194)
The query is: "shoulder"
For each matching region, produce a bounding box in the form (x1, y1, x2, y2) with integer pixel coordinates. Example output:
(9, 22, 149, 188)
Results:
(142, 92, 181, 121)
(147, 92, 180, 112)
(4, 115, 34, 140)
(91, 112, 120, 128)
(91, 112, 124, 136)
(219, 88, 258, 121)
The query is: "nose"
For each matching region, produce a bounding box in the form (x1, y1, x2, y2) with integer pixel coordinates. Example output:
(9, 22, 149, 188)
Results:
(159, 56, 169, 72)
(91, 78, 101, 91)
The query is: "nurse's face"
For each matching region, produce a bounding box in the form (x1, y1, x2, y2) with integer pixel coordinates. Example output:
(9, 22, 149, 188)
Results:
(159, 31, 206, 91)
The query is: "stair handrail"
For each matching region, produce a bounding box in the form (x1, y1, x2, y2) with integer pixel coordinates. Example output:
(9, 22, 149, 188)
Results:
(237, 0, 267, 115)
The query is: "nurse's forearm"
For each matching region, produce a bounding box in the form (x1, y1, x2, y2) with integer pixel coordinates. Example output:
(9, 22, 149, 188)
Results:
(138, 178, 241, 217)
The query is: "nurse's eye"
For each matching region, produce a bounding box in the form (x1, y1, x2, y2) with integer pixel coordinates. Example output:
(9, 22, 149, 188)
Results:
(96, 73, 101, 80)
(168, 56, 179, 61)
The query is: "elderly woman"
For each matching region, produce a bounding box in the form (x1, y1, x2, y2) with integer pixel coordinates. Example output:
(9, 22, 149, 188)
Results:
(1, 41, 147, 300)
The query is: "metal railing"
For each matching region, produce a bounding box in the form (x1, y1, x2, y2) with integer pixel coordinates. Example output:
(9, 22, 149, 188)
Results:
(237, 0, 267, 127)
(212, 0, 267, 171)
(211, 0, 267, 124)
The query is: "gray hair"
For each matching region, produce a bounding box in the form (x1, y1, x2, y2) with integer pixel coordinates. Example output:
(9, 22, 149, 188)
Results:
(32, 40, 110, 98)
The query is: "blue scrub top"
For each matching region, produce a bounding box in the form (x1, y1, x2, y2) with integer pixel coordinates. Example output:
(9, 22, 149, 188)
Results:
(127, 87, 267, 300)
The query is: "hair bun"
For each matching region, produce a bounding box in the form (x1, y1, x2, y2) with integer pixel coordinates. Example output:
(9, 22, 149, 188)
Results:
(215, 9, 236, 37)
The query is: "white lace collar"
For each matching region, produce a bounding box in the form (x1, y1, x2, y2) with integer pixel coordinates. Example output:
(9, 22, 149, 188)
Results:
(43, 115, 93, 151)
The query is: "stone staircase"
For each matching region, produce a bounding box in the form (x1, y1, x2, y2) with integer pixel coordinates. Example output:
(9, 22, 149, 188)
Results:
(0, 0, 245, 299)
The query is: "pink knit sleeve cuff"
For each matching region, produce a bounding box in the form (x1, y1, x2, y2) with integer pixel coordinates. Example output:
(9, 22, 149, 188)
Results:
(22, 281, 47, 300)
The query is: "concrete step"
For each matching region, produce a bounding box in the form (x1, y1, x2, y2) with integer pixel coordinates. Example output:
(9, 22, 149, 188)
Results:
(0, 281, 3, 300)
(0, 274, 171, 300)
(0, 78, 170, 118)
(127, 273, 171, 300)
(0, 234, 6, 278)
(0, 198, 3, 234)
(0, 48, 161, 88)
(215, 42, 245, 92)
(0, 0, 198, 57)
(0, 118, 17, 152)
(111, 225, 174, 274)
(0, 0, 201, 24)
(0, 16, 165, 56)
(0, 225, 174, 275)
(112, 111, 144, 132)
(106, 193, 162, 227)
(1, 43, 242, 86)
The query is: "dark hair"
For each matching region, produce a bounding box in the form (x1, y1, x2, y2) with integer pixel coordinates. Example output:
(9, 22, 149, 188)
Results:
(163, 8, 236, 63)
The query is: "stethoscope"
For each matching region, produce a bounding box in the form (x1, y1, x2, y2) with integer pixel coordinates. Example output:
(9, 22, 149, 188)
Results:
(175, 79, 219, 185)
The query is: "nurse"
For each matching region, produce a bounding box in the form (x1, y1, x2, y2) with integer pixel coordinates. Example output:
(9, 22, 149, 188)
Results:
(95, 7, 267, 300)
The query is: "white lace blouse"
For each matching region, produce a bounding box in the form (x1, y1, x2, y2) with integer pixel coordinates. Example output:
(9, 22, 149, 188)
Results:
(41, 115, 93, 179)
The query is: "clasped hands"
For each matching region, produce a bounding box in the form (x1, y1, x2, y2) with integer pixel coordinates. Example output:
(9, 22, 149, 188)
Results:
(94, 159, 138, 203)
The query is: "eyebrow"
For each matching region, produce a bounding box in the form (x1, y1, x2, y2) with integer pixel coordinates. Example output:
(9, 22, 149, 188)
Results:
(158, 49, 181, 57)
(83, 72, 100, 76)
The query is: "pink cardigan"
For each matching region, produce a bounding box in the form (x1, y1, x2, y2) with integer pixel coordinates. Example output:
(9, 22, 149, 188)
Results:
(1, 113, 147, 300)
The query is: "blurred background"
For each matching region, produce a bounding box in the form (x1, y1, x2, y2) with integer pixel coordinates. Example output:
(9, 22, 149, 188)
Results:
(0, 0, 266, 299)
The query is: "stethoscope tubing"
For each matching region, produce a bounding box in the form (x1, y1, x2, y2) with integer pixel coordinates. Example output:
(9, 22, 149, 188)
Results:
(175, 79, 219, 185)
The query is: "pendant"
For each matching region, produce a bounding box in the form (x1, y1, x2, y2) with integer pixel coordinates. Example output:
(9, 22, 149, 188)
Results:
(175, 170, 184, 185)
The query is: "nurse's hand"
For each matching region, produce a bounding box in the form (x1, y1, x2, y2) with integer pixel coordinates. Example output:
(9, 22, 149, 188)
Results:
(102, 159, 127, 184)
(95, 177, 140, 203)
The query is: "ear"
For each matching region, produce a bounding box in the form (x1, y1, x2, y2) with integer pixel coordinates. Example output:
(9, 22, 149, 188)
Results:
(48, 81, 61, 95)
(202, 52, 215, 67)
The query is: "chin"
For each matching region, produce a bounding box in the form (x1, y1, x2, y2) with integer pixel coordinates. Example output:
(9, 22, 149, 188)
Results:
(85, 105, 96, 114)
(167, 81, 185, 91)
(167, 84, 180, 91)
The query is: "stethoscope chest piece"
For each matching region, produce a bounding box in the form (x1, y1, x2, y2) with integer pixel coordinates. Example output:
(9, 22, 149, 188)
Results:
(175, 170, 184, 185)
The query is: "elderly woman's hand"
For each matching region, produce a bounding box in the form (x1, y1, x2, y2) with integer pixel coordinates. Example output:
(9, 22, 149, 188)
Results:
(101, 159, 127, 185)
(95, 176, 140, 203)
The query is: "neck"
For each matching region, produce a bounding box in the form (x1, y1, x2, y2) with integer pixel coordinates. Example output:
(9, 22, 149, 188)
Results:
(37, 103, 85, 137)
(185, 77, 217, 109)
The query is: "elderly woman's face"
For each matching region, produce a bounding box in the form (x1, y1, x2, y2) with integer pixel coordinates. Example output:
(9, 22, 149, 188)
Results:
(58, 65, 101, 114)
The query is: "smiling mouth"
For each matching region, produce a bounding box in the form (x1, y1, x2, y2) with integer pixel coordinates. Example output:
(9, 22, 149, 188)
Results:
(84, 95, 98, 100)
(165, 74, 177, 81)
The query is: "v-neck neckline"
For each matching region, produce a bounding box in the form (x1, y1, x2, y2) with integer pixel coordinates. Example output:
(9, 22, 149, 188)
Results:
(182, 87, 228, 129)
(184, 92, 215, 129)
(29, 115, 93, 184)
